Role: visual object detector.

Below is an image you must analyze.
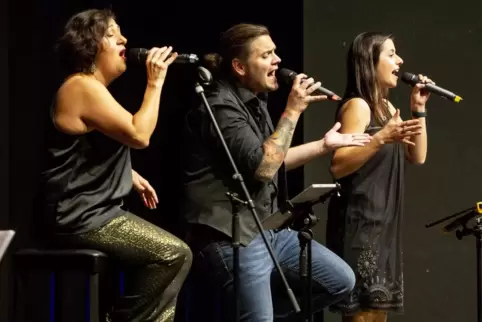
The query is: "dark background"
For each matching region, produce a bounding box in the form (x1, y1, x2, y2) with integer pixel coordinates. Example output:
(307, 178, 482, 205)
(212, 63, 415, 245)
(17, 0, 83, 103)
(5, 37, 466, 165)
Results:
(1, 0, 481, 321)
(303, 0, 482, 322)
(0, 0, 9, 317)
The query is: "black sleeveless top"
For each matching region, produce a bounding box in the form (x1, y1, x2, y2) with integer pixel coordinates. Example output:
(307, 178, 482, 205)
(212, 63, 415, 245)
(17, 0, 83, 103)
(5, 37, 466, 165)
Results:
(40, 103, 133, 235)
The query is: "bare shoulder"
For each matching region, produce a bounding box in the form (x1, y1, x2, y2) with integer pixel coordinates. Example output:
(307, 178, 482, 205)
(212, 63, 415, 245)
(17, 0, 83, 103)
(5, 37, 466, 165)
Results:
(56, 76, 106, 107)
(338, 97, 371, 131)
(54, 76, 103, 134)
(339, 97, 371, 117)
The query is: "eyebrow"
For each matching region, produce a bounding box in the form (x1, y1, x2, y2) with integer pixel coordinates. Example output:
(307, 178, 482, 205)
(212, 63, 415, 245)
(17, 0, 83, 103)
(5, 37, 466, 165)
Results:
(108, 24, 120, 31)
(262, 47, 276, 55)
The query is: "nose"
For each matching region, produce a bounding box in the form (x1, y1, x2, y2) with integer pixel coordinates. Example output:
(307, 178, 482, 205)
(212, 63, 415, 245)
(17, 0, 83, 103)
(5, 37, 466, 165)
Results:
(120, 35, 127, 45)
(273, 53, 281, 64)
(397, 55, 403, 65)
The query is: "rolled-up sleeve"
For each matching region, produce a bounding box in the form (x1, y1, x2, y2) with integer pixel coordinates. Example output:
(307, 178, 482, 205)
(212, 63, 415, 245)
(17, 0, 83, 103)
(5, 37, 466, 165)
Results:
(206, 103, 265, 178)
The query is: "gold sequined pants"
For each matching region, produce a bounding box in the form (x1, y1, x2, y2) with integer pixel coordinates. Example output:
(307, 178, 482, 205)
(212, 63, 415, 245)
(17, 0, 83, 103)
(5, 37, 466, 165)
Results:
(57, 212, 192, 322)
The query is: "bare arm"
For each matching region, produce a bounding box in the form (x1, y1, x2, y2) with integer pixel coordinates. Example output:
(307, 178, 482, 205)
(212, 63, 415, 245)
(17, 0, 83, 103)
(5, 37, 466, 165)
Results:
(55, 47, 177, 149)
(284, 140, 326, 171)
(386, 100, 427, 164)
(285, 121, 372, 171)
(56, 78, 162, 149)
(331, 98, 423, 179)
(400, 74, 432, 164)
(330, 99, 382, 179)
(405, 115, 427, 164)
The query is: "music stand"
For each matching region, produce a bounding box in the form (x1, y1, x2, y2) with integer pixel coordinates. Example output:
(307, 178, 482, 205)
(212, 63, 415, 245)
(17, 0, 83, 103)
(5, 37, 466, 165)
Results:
(0, 230, 15, 263)
(425, 202, 482, 322)
(263, 183, 341, 322)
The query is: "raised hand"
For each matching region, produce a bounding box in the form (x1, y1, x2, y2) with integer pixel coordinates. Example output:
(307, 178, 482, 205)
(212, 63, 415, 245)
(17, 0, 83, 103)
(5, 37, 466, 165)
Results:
(377, 109, 422, 146)
(286, 73, 327, 113)
(410, 74, 434, 110)
(145, 46, 178, 87)
(323, 122, 372, 149)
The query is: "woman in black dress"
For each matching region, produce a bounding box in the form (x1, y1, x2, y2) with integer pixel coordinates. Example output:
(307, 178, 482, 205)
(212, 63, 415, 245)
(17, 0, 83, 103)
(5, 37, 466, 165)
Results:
(326, 32, 434, 322)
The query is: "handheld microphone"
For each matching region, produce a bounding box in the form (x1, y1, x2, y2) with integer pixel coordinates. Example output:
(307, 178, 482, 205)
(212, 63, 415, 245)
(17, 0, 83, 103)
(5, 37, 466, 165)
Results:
(127, 48, 199, 64)
(277, 68, 341, 101)
(401, 72, 463, 103)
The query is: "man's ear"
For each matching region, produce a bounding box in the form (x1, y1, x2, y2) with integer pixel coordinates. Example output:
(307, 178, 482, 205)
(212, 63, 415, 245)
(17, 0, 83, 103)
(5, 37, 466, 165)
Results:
(232, 58, 246, 77)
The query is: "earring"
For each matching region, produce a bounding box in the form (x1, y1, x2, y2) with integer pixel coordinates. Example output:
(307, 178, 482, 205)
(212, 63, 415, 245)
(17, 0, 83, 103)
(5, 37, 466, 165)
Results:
(89, 63, 96, 74)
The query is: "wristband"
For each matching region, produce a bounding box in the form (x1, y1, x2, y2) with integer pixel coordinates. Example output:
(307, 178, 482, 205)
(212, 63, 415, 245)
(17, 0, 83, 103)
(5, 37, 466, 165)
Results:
(411, 110, 427, 118)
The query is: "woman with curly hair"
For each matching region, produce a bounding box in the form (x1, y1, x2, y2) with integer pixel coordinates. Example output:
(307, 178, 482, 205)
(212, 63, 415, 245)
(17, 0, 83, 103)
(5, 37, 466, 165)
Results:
(39, 9, 192, 322)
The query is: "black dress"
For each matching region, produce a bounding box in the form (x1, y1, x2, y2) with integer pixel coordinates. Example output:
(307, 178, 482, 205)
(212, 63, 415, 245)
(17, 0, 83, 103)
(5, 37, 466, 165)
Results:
(326, 101, 405, 315)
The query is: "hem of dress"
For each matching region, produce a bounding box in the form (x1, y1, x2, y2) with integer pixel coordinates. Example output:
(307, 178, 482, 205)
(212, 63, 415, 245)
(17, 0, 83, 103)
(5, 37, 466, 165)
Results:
(328, 304, 404, 316)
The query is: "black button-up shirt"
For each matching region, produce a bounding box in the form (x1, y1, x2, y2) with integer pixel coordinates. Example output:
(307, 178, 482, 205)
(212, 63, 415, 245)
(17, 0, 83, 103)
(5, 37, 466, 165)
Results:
(181, 77, 287, 246)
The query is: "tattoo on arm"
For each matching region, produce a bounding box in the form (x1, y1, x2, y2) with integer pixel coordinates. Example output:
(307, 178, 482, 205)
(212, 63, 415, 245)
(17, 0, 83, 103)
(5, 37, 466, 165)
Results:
(254, 109, 299, 181)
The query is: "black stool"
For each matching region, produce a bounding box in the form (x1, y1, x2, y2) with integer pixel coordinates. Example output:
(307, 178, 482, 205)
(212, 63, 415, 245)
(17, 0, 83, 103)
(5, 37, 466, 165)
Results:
(14, 248, 110, 322)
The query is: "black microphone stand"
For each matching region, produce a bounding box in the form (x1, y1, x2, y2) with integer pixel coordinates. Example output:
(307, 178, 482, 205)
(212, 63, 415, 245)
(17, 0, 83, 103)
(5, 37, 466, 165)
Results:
(193, 66, 300, 322)
(279, 184, 341, 322)
(425, 203, 482, 322)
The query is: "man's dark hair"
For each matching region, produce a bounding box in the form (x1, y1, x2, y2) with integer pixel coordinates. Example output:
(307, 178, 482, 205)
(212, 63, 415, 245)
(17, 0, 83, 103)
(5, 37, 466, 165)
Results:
(203, 23, 270, 77)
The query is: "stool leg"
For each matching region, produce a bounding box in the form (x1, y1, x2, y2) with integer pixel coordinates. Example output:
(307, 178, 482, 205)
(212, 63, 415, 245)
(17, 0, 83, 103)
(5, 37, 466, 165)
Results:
(12, 269, 19, 322)
(52, 272, 62, 322)
(89, 273, 100, 322)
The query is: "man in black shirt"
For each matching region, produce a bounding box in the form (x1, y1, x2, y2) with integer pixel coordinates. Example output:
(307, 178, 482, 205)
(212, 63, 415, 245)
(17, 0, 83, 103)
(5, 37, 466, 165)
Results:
(181, 23, 371, 321)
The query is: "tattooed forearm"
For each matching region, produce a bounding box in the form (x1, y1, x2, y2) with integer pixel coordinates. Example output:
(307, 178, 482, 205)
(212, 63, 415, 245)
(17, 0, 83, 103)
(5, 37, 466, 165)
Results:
(254, 108, 300, 181)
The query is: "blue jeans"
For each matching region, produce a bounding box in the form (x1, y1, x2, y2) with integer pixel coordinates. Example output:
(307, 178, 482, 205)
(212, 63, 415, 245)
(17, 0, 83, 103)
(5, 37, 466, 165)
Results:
(194, 229, 355, 321)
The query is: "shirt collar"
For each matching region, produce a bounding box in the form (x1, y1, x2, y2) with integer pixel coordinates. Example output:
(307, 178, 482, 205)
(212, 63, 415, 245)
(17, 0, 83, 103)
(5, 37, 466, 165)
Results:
(219, 76, 268, 106)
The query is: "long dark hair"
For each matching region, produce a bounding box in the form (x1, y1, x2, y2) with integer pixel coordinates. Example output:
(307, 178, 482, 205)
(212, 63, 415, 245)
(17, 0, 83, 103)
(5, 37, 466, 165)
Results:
(203, 23, 270, 77)
(342, 32, 394, 126)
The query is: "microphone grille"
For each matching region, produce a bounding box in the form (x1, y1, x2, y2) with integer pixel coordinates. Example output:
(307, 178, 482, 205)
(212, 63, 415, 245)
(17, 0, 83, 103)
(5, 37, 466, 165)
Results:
(127, 48, 148, 63)
(401, 72, 417, 85)
(277, 68, 297, 84)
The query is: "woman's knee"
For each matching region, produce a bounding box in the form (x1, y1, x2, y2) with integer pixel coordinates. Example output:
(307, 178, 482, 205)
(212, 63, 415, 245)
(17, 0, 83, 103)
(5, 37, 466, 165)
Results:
(152, 233, 193, 274)
(179, 241, 193, 271)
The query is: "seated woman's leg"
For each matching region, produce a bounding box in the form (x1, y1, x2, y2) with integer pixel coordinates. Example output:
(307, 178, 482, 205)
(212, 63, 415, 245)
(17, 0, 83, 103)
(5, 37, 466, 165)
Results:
(56, 212, 192, 322)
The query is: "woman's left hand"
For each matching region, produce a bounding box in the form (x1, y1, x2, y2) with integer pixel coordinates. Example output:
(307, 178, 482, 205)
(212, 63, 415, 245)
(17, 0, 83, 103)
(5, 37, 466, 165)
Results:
(132, 170, 158, 210)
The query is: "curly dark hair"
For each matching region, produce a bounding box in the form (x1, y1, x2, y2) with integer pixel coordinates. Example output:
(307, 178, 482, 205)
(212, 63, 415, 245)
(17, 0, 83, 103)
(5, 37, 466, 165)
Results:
(54, 9, 116, 75)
